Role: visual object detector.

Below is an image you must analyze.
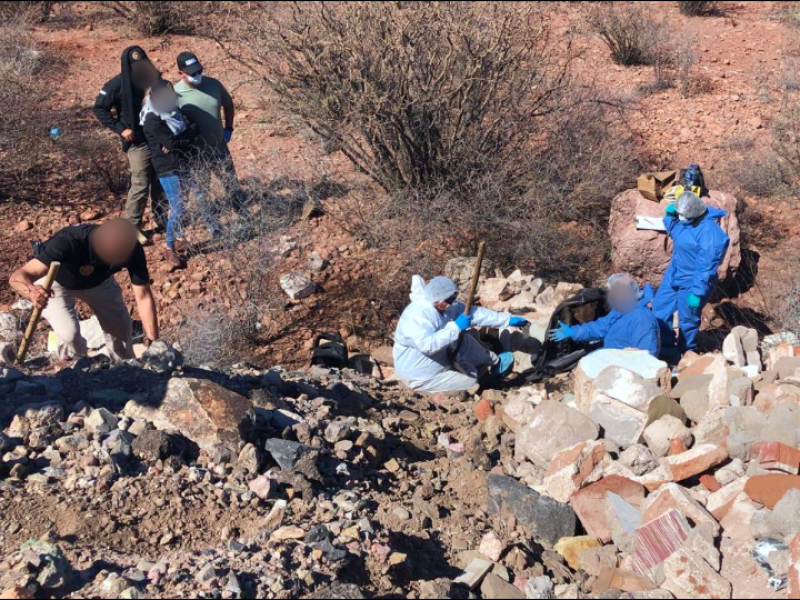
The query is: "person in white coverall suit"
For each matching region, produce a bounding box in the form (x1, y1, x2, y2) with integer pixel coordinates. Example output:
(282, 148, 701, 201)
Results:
(393, 275, 529, 393)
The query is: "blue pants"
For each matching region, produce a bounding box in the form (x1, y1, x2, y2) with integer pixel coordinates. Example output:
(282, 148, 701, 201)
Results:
(159, 174, 221, 249)
(652, 281, 704, 352)
(159, 175, 185, 249)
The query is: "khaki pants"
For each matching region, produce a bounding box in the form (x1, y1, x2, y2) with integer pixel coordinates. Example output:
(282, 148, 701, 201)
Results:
(39, 278, 134, 362)
(126, 143, 166, 230)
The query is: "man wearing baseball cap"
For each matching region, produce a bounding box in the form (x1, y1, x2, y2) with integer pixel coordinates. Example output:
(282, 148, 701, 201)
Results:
(174, 51, 246, 218)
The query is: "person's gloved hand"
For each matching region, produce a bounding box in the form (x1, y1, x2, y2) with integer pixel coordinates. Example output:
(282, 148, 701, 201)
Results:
(687, 293, 702, 315)
(665, 203, 678, 218)
(223, 129, 233, 143)
(509, 316, 528, 328)
(548, 321, 573, 342)
(455, 312, 473, 332)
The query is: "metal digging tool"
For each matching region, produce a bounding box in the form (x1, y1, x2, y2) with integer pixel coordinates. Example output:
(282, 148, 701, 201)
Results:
(16, 261, 60, 365)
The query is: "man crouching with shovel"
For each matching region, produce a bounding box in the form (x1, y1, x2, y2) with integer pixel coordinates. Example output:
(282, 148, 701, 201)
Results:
(9, 219, 159, 362)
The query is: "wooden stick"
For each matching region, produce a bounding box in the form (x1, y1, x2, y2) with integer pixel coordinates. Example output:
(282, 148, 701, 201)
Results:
(463, 241, 487, 316)
(16, 261, 60, 365)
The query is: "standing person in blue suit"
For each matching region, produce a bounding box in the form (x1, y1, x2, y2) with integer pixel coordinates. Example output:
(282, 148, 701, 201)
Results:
(652, 190, 730, 353)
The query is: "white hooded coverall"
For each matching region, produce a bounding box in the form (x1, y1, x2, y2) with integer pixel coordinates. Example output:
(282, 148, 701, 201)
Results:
(393, 276, 513, 393)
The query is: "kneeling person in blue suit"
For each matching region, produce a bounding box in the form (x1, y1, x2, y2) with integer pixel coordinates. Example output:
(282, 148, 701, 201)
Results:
(549, 273, 661, 357)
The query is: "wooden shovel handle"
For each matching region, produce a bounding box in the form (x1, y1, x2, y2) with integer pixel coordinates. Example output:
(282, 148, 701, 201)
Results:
(16, 261, 60, 365)
(463, 242, 487, 316)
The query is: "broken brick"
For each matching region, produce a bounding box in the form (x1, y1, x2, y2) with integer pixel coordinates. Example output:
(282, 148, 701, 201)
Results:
(569, 476, 645, 543)
(474, 398, 494, 423)
(663, 443, 729, 483)
(745, 473, 800, 510)
(641, 483, 720, 537)
(542, 440, 607, 503)
(632, 509, 691, 575)
(751, 441, 800, 475)
(662, 547, 732, 599)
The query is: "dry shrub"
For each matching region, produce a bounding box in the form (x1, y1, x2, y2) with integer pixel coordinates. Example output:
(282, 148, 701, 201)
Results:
(0, 21, 49, 192)
(102, 1, 199, 36)
(60, 125, 131, 196)
(0, 1, 52, 23)
(214, 2, 573, 194)
(678, 1, 720, 17)
(777, 3, 800, 29)
(774, 88, 800, 184)
(209, 1, 637, 291)
(161, 153, 311, 363)
(584, 2, 672, 67)
(781, 278, 800, 338)
(721, 147, 789, 199)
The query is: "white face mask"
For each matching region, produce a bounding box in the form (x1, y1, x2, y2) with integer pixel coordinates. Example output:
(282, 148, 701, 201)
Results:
(186, 73, 203, 86)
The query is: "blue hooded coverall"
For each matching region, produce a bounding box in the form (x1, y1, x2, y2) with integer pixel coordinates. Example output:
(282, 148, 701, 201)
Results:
(570, 284, 661, 357)
(652, 207, 730, 352)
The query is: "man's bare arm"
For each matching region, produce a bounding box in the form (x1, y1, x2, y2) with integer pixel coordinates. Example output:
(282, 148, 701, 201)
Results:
(133, 284, 159, 343)
(9, 259, 52, 309)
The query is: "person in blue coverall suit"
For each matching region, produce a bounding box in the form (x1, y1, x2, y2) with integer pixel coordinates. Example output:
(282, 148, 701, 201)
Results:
(548, 273, 661, 357)
(652, 191, 730, 353)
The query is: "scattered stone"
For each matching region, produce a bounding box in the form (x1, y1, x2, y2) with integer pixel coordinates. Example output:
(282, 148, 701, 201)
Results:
(662, 547, 732, 599)
(542, 440, 607, 503)
(487, 474, 578, 546)
(140, 340, 183, 373)
(515, 399, 599, 468)
(554, 536, 601, 570)
(479, 531, 507, 563)
(481, 573, 525, 599)
(124, 378, 255, 453)
(569, 476, 645, 542)
(643, 415, 692, 458)
(280, 271, 317, 300)
(455, 557, 494, 590)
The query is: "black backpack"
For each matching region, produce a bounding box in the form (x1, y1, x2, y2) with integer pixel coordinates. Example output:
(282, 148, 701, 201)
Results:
(526, 288, 610, 382)
(310, 332, 349, 369)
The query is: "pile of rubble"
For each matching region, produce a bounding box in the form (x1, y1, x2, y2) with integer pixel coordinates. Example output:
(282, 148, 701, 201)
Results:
(469, 325, 800, 599)
(2, 270, 800, 598)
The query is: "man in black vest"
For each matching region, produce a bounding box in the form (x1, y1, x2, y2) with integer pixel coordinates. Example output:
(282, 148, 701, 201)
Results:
(9, 219, 160, 361)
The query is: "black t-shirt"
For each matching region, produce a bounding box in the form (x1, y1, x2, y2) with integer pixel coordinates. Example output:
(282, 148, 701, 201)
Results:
(35, 224, 150, 291)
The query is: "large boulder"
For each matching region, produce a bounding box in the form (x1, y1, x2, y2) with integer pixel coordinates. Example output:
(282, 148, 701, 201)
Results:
(124, 378, 255, 453)
(608, 189, 741, 286)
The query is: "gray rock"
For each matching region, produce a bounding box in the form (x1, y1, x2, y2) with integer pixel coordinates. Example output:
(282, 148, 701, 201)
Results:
(103, 430, 134, 464)
(140, 340, 183, 374)
(132, 430, 186, 462)
(266, 438, 320, 480)
(310, 584, 366, 599)
(487, 474, 578, 546)
(682, 388, 711, 423)
(19, 539, 71, 590)
(85, 408, 119, 436)
(619, 444, 659, 476)
(124, 378, 255, 453)
(525, 576, 554, 599)
(280, 271, 317, 300)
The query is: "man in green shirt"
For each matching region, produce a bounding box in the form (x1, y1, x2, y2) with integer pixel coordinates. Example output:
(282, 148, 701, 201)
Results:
(174, 51, 246, 218)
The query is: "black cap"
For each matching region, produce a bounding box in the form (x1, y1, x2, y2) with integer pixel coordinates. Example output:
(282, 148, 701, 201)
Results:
(177, 51, 203, 75)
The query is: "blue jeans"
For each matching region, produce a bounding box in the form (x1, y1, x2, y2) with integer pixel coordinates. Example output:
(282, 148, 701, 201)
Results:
(159, 173, 221, 249)
(159, 174, 185, 249)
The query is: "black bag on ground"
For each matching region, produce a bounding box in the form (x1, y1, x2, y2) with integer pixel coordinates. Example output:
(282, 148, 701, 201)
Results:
(311, 332, 349, 369)
(526, 287, 610, 382)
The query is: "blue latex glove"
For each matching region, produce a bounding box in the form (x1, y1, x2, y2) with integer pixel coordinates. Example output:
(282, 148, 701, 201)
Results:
(492, 352, 515, 377)
(548, 321, 573, 342)
(665, 203, 678, 218)
(509, 316, 528, 328)
(687, 293, 702, 315)
(223, 129, 233, 143)
(454, 312, 473, 332)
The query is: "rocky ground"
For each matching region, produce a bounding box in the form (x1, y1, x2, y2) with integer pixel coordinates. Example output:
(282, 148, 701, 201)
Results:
(2, 271, 800, 599)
